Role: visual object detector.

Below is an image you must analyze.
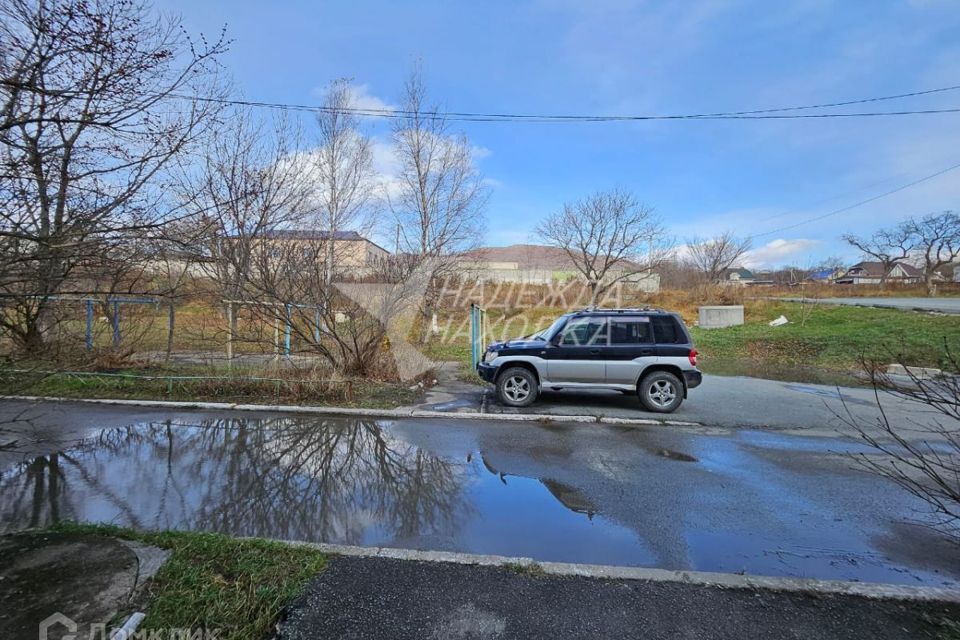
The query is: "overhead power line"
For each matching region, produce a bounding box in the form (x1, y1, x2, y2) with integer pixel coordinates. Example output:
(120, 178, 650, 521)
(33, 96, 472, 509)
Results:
(5, 78, 960, 122)
(163, 83, 960, 123)
(748, 160, 960, 239)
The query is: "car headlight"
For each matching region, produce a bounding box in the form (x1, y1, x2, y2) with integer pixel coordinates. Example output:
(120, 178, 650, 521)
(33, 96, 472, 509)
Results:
(483, 349, 498, 363)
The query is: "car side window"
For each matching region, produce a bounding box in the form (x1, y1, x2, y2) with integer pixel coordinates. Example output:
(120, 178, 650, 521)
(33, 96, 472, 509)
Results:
(559, 318, 608, 346)
(609, 317, 653, 345)
(651, 316, 681, 344)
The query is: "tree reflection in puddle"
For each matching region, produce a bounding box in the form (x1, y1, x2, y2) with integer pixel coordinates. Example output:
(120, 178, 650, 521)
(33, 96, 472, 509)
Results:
(0, 415, 653, 566)
(0, 417, 474, 545)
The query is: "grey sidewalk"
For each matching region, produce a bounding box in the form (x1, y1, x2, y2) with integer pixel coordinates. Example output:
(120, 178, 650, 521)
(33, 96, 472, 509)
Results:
(278, 555, 960, 640)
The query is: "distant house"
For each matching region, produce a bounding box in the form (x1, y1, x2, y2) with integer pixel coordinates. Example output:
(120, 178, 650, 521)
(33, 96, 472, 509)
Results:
(835, 261, 923, 285)
(940, 262, 960, 283)
(460, 244, 660, 292)
(225, 229, 390, 278)
(806, 268, 837, 283)
(804, 267, 846, 284)
(720, 267, 754, 285)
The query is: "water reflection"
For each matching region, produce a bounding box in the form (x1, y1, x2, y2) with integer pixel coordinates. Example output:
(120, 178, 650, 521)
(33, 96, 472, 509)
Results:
(2, 411, 957, 585)
(0, 418, 472, 544)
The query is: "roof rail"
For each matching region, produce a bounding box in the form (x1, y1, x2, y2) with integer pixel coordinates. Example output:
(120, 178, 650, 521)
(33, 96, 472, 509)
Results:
(574, 306, 667, 314)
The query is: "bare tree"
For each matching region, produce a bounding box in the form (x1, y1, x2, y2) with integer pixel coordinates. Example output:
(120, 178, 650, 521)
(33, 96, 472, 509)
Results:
(182, 108, 309, 298)
(536, 189, 671, 306)
(0, 0, 226, 353)
(840, 347, 960, 541)
(390, 68, 488, 341)
(841, 225, 914, 289)
(903, 211, 960, 296)
(685, 232, 752, 285)
(312, 79, 376, 286)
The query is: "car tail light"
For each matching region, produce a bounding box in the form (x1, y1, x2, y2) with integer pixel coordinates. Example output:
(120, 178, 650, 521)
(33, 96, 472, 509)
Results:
(688, 349, 698, 367)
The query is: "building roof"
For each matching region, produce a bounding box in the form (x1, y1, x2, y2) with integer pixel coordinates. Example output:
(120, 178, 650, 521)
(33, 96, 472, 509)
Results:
(806, 268, 836, 281)
(892, 262, 923, 277)
(222, 229, 390, 254)
(845, 261, 885, 277)
(461, 244, 576, 270)
(720, 267, 754, 279)
(844, 261, 922, 278)
(255, 229, 366, 241)
(462, 244, 651, 272)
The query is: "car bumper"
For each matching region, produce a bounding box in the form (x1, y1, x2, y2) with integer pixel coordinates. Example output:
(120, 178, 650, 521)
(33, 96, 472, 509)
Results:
(683, 370, 703, 389)
(477, 362, 498, 383)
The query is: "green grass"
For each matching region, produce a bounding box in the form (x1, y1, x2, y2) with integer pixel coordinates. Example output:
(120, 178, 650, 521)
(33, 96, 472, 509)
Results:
(502, 561, 547, 577)
(690, 301, 960, 375)
(48, 522, 327, 640)
(0, 364, 418, 408)
(420, 340, 485, 384)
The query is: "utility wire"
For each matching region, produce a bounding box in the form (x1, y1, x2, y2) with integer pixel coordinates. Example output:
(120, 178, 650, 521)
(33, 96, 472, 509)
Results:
(157, 83, 960, 123)
(6, 78, 960, 122)
(748, 160, 960, 239)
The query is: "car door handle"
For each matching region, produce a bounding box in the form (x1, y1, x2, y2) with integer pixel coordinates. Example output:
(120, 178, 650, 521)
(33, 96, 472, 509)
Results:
(589, 348, 601, 354)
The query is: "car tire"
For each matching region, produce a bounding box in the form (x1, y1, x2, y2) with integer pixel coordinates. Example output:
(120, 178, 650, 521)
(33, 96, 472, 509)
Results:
(638, 371, 684, 413)
(497, 367, 539, 407)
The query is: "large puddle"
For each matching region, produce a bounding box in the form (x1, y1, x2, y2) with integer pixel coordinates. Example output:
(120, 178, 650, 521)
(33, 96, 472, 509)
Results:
(0, 410, 957, 586)
(0, 416, 648, 566)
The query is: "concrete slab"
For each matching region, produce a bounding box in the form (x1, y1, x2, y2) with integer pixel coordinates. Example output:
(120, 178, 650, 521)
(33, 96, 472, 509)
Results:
(698, 305, 744, 328)
(0, 532, 168, 640)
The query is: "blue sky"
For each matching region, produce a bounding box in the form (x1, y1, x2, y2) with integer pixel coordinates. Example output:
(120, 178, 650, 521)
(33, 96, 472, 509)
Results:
(161, 0, 960, 268)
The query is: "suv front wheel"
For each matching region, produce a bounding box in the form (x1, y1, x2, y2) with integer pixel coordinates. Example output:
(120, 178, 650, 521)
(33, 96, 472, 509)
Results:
(639, 371, 683, 413)
(496, 367, 539, 407)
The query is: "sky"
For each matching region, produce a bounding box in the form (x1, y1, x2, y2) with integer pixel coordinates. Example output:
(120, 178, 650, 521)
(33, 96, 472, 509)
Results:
(159, 0, 960, 269)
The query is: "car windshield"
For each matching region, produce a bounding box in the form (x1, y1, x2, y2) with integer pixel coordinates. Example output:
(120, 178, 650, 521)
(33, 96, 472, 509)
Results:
(538, 315, 569, 341)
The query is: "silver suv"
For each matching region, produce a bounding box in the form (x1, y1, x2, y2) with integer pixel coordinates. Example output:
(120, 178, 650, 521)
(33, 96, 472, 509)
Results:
(476, 308, 702, 413)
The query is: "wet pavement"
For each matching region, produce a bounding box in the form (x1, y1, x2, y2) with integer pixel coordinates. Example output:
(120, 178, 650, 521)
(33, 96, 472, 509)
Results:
(0, 400, 958, 587)
(483, 373, 952, 438)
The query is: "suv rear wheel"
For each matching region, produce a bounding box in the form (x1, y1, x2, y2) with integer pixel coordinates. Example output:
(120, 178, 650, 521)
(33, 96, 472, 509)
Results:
(638, 371, 683, 413)
(496, 367, 539, 407)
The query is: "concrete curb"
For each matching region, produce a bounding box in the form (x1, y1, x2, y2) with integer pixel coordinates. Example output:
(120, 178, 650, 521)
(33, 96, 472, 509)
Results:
(0, 395, 698, 427)
(276, 540, 960, 603)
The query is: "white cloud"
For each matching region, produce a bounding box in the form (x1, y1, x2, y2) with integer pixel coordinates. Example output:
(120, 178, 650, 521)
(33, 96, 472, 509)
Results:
(369, 133, 495, 203)
(471, 144, 493, 159)
(742, 238, 820, 269)
(309, 81, 397, 113)
(346, 83, 397, 113)
(370, 136, 405, 200)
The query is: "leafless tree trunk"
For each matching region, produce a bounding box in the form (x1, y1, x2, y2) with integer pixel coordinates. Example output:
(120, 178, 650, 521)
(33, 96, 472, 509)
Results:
(0, 0, 226, 354)
(685, 232, 752, 285)
(390, 68, 488, 342)
(313, 79, 376, 286)
(535, 189, 672, 306)
(174, 107, 311, 353)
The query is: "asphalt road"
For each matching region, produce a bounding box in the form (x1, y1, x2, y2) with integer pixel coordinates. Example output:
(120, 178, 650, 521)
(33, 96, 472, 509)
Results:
(778, 296, 960, 314)
(278, 556, 959, 640)
(484, 373, 948, 439)
(1, 400, 957, 586)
